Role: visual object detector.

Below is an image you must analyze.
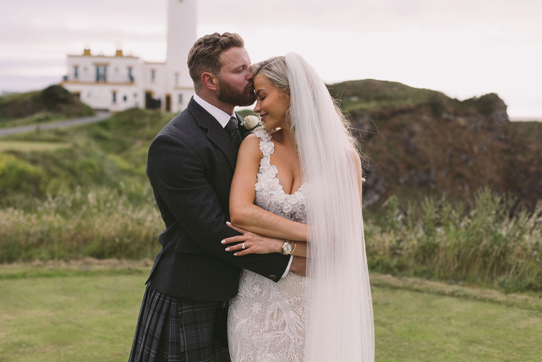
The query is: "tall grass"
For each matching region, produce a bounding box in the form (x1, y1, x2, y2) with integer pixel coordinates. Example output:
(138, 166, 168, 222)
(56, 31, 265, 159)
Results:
(365, 188, 542, 292)
(0, 183, 162, 262)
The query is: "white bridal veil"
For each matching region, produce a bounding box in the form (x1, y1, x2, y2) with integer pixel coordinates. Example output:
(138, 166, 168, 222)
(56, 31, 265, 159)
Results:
(285, 53, 375, 361)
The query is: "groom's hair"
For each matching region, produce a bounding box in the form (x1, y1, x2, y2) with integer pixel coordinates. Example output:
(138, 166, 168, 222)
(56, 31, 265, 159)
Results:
(188, 32, 245, 92)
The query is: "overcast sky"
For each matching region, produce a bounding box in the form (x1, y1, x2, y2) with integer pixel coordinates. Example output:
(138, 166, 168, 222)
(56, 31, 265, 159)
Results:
(1, 0, 541, 118)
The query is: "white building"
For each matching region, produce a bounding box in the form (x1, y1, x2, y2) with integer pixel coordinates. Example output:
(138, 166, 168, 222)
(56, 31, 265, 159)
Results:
(61, 0, 196, 113)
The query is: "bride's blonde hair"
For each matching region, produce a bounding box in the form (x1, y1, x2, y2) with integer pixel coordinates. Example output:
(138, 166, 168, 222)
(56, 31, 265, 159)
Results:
(250, 56, 359, 151)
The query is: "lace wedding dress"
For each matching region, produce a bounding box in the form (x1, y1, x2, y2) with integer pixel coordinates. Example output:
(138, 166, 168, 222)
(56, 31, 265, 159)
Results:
(227, 128, 308, 362)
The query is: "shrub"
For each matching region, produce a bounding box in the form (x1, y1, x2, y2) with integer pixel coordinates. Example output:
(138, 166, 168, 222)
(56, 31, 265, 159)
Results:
(0, 153, 45, 197)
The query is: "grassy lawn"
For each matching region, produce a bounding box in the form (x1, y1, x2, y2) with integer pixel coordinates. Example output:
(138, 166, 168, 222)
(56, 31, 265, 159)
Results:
(373, 287, 541, 361)
(0, 264, 540, 361)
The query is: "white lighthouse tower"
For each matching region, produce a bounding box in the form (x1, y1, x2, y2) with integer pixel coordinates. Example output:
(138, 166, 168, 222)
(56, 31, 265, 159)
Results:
(61, 0, 197, 113)
(164, 0, 197, 113)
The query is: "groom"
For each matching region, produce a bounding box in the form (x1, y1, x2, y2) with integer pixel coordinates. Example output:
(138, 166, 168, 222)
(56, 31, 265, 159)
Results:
(129, 33, 305, 361)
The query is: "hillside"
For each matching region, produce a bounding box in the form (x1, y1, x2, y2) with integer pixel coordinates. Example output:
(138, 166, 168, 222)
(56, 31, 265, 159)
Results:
(0, 85, 94, 127)
(0, 108, 167, 201)
(327, 80, 542, 210)
(1, 106, 539, 291)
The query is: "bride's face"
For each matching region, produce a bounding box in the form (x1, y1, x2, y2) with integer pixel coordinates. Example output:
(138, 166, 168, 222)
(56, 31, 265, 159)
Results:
(253, 74, 290, 131)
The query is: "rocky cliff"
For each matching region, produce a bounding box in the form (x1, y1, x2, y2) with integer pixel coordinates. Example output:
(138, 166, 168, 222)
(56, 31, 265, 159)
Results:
(327, 80, 542, 210)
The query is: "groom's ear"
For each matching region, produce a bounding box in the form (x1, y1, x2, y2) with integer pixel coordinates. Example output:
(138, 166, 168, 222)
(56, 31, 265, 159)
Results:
(201, 72, 218, 91)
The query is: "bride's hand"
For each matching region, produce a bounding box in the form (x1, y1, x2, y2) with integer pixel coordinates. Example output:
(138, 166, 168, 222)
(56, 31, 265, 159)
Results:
(222, 221, 283, 256)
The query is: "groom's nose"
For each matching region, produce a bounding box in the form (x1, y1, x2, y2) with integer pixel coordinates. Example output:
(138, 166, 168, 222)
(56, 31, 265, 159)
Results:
(245, 68, 253, 81)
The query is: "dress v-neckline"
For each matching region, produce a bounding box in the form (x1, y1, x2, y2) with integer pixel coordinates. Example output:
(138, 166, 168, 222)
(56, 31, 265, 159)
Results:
(268, 163, 305, 196)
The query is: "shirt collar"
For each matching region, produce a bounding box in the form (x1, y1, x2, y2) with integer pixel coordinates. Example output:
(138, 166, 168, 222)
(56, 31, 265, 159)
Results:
(193, 94, 235, 128)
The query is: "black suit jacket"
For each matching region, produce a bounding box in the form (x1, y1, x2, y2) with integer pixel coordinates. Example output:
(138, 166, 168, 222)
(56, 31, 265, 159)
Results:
(146, 97, 290, 301)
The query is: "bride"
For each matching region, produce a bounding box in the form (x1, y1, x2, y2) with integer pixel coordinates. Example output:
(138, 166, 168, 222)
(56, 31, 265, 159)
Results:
(222, 53, 374, 361)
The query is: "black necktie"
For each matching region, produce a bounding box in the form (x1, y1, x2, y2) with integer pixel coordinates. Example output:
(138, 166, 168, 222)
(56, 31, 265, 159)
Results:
(225, 116, 242, 149)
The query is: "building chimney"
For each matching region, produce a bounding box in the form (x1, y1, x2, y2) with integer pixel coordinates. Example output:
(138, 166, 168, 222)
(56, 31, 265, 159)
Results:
(115, 49, 124, 57)
(83, 48, 92, 56)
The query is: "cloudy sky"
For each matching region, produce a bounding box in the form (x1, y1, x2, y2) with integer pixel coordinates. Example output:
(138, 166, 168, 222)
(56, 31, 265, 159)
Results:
(1, 0, 541, 119)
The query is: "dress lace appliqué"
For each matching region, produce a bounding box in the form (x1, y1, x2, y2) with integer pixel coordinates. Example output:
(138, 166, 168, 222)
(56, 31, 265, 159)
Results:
(228, 128, 308, 362)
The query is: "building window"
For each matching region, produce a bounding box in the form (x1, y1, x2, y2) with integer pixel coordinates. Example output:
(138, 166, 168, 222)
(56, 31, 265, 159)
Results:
(88, 92, 92, 98)
(96, 65, 107, 82)
(128, 67, 134, 82)
(178, 94, 183, 104)
(73, 66, 79, 79)
(175, 73, 179, 85)
(112, 91, 117, 103)
(151, 69, 156, 82)
(134, 92, 137, 98)
(123, 95, 127, 102)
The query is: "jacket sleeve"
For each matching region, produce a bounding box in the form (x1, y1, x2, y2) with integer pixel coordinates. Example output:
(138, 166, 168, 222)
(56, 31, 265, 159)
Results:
(147, 134, 290, 281)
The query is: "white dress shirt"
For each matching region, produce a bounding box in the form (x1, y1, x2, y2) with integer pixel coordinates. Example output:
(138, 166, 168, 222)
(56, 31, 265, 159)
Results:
(193, 94, 234, 128)
(192, 95, 293, 278)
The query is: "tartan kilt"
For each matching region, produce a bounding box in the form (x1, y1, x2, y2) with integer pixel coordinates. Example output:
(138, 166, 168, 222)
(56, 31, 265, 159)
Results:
(129, 285, 231, 362)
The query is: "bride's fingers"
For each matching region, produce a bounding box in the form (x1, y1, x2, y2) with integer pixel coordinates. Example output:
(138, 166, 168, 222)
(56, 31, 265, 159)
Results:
(225, 241, 251, 252)
(226, 221, 247, 234)
(221, 235, 246, 245)
(233, 247, 253, 256)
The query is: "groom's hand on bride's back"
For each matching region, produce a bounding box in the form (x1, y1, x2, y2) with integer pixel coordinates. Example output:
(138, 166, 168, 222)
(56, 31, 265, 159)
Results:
(290, 257, 306, 277)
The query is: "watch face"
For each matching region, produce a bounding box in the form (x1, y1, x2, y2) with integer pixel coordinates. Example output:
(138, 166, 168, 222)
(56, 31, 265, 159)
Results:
(283, 242, 293, 254)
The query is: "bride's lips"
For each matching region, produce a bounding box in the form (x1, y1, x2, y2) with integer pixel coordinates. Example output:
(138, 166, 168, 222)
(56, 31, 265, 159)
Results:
(260, 113, 268, 122)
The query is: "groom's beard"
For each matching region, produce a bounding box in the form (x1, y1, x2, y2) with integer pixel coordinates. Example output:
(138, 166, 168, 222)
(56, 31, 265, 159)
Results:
(216, 77, 256, 107)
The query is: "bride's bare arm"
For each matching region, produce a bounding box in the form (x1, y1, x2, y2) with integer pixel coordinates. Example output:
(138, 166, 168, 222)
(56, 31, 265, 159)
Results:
(229, 134, 308, 241)
(222, 222, 309, 257)
(350, 149, 363, 208)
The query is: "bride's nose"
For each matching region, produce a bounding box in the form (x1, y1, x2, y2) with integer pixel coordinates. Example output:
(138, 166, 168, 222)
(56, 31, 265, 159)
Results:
(254, 101, 261, 113)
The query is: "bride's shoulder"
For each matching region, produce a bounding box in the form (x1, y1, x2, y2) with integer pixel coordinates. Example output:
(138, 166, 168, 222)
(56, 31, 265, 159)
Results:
(239, 133, 264, 158)
(347, 147, 361, 162)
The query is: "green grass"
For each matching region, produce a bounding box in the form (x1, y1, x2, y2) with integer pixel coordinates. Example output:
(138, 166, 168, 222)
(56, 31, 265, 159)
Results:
(0, 274, 143, 361)
(373, 287, 541, 361)
(0, 265, 540, 361)
(0, 141, 71, 152)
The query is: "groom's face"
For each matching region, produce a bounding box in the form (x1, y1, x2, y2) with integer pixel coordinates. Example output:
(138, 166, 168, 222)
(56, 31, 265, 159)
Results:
(216, 47, 256, 107)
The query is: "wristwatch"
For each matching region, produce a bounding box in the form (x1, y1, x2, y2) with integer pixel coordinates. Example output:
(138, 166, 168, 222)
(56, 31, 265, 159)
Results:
(281, 240, 294, 255)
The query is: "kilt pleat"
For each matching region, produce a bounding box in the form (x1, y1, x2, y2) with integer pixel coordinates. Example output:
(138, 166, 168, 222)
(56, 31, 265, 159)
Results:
(129, 286, 230, 362)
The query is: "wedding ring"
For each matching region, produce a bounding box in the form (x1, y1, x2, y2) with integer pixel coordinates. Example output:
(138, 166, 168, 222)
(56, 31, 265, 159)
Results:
(242, 243, 246, 250)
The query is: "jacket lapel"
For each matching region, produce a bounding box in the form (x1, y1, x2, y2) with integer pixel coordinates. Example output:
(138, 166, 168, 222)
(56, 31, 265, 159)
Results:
(187, 98, 238, 170)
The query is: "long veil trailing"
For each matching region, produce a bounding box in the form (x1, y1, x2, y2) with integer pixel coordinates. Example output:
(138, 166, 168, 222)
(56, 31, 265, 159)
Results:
(285, 53, 375, 361)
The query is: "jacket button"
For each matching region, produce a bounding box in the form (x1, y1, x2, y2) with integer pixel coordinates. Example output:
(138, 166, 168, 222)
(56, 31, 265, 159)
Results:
(269, 275, 276, 281)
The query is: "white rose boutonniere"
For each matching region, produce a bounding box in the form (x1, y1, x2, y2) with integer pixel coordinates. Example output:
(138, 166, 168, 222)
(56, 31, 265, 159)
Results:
(242, 115, 263, 131)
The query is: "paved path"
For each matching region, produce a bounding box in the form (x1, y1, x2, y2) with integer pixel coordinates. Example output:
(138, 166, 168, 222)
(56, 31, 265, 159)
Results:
(0, 112, 111, 137)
